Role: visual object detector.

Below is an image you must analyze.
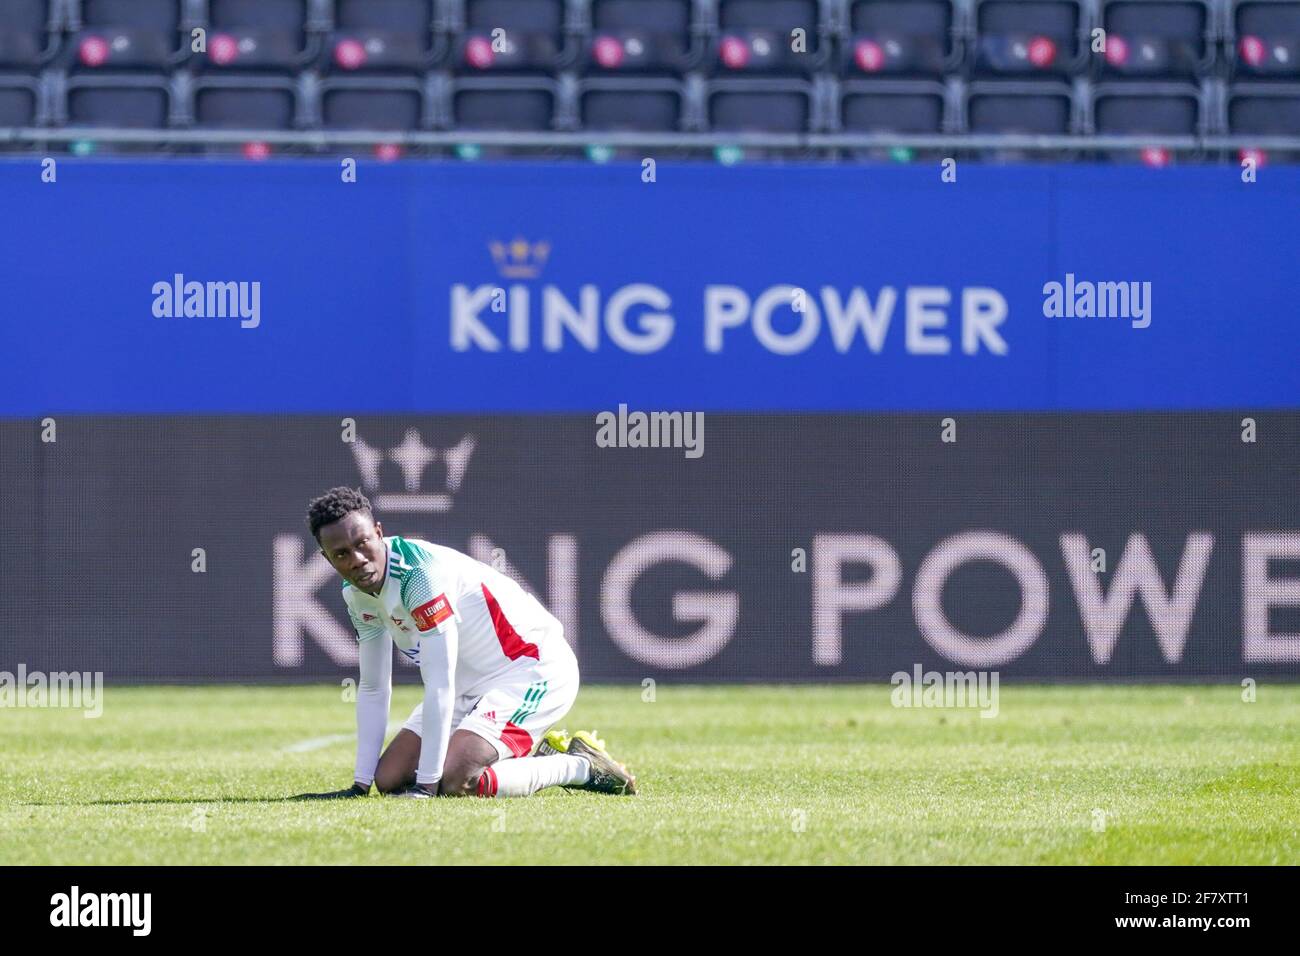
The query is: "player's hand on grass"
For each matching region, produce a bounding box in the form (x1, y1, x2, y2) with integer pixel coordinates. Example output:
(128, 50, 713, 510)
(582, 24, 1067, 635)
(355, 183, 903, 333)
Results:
(389, 783, 437, 798)
(289, 781, 370, 800)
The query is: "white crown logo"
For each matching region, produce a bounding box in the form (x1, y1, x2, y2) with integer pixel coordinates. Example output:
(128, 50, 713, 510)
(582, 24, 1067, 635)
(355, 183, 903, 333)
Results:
(349, 429, 476, 513)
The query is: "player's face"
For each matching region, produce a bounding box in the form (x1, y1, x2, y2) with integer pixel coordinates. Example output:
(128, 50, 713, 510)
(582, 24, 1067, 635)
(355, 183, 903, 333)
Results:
(318, 512, 387, 593)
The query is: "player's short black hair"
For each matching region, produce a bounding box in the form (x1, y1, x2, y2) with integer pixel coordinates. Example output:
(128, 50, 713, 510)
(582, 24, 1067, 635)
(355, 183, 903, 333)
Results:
(307, 486, 374, 541)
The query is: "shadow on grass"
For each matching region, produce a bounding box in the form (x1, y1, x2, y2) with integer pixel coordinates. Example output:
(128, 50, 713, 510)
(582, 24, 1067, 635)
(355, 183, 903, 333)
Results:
(18, 796, 329, 806)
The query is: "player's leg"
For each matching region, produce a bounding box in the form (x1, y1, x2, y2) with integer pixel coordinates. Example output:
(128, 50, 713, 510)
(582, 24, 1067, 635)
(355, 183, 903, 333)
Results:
(437, 729, 502, 796)
(530, 729, 638, 794)
(385, 652, 634, 797)
(453, 663, 634, 797)
(387, 724, 573, 798)
(373, 729, 420, 794)
(436, 691, 588, 798)
(444, 719, 593, 798)
(374, 694, 475, 793)
(424, 668, 580, 798)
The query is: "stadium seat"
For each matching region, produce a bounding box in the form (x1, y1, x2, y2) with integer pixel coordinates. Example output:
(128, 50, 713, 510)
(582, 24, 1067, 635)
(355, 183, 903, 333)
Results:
(1092, 81, 1205, 133)
(1229, 1, 1300, 78)
(964, 78, 1077, 158)
(707, 0, 829, 74)
(1099, 0, 1215, 78)
(325, 0, 439, 73)
(972, 0, 1089, 76)
(1227, 81, 1300, 132)
(321, 79, 427, 129)
(190, 75, 299, 128)
(0, 75, 42, 126)
(450, 0, 573, 74)
(0, 0, 1296, 161)
(67, 0, 190, 71)
(1223, 81, 1300, 164)
(707, 78, 820, 131)
(967, 80, 1076, 131)
(834, 78, 950, 133)
(0, 0, 60, 71)
(202, 0, 316, 71)
(841, 0, 959, 78)
(62, 73, 173, 127)
(578, 77, 687, 130)
(449, 76, 558, 128)
(829, 75, 951, 160)
(1091, 80, 1207, 162)
(584, 0, 702, 75)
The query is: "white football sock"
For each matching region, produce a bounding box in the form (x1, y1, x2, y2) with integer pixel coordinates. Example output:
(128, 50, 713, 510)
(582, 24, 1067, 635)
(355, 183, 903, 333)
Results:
(478, 755, 590, 798)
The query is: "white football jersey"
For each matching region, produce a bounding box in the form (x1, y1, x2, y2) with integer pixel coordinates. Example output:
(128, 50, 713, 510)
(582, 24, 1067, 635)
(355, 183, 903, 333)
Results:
(341, 535, 566, 689)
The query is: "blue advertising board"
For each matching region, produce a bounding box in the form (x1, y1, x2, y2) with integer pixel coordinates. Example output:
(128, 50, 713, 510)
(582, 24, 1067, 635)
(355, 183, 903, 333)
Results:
(1, 160, 1297, 415)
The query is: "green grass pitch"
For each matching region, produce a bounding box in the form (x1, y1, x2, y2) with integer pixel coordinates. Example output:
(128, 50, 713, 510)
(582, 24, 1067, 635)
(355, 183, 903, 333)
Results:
(1, 684, 1297, 865)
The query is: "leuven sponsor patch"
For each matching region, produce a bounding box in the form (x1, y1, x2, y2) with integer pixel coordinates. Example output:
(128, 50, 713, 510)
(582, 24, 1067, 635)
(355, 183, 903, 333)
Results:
(412, 594, 453, 632)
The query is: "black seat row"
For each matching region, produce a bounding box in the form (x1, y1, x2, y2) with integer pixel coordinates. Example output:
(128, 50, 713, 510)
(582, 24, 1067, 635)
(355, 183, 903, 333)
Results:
(2, 0, 1299, 81)
(7, 68, 1294, 142)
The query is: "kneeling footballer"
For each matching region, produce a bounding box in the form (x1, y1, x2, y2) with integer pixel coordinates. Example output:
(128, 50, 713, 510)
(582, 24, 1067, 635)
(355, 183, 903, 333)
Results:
(295, 487, 635, 799)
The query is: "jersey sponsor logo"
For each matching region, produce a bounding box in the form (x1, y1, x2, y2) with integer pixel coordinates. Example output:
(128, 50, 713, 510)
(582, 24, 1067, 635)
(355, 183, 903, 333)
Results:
(361, 613, 377, 621)
(412, 594, 453, 632)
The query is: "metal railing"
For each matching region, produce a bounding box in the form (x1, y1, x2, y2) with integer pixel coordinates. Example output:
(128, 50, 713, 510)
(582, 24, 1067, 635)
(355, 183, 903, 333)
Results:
(2, 126, 1297, 153)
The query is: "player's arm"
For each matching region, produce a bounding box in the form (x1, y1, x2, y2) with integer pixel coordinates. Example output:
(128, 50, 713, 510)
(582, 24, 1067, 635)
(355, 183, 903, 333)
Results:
(415, 618, 459, 793)
(401, 564, 462, 794)
(353, 623, 393, 791)
(292, 602, 389, 800)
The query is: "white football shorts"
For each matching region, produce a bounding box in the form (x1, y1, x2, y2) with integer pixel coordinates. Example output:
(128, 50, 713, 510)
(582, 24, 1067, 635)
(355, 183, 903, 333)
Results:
(401, 647, 579, 761)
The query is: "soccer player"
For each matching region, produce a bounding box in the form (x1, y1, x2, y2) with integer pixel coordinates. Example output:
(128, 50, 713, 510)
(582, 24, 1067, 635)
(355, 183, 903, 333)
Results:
(293, 487, 636, 799)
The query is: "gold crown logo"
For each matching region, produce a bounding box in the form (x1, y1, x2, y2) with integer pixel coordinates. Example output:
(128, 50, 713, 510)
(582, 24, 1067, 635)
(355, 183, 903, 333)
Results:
(489, 237, 551, 279)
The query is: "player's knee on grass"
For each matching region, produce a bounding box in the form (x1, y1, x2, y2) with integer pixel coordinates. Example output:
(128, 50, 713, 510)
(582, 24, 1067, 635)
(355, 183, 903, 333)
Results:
(375, 765, 414, 794)
(374, 729, 420, 793)
(438, 753, 491, 797)
(438, 770, 484, 797)
(439, 730, 499, 798)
